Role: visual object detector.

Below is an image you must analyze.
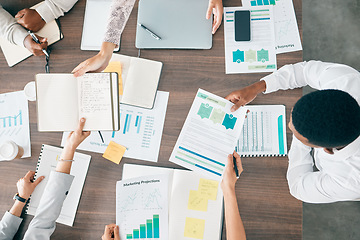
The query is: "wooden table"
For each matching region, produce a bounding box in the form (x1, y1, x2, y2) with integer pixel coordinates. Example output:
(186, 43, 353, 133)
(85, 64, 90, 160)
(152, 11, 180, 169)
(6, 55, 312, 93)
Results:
(0, 0, 303, 239)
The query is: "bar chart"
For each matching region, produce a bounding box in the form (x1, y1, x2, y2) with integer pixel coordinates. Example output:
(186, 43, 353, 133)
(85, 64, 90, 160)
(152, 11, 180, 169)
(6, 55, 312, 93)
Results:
(250, 0, 278, 6)
(125, 214, 160, 239)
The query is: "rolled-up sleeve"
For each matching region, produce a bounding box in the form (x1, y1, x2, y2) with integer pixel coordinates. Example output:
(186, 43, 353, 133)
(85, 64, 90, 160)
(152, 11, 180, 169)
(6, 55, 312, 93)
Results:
(23, 171, 74, 240)
(0, 4, 28, 47)
(0, 211, 23, 240)
(34, 0, 78, 23)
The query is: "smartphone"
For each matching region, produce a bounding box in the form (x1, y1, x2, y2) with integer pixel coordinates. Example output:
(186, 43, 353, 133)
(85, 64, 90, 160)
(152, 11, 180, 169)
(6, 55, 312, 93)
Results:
(234, 10, 251, 41)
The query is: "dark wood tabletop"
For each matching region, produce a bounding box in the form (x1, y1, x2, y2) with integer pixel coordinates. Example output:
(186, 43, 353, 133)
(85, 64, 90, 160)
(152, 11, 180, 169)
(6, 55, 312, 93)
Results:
(0, 0, 303, 239)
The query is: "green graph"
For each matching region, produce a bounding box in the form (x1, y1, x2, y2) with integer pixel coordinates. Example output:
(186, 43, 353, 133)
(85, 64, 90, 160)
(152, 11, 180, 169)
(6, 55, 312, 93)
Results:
(126, 214, 160, 239)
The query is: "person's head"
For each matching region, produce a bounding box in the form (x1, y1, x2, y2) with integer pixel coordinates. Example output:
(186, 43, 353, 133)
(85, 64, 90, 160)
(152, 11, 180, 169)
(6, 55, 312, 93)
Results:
(288, 89, 360, 154)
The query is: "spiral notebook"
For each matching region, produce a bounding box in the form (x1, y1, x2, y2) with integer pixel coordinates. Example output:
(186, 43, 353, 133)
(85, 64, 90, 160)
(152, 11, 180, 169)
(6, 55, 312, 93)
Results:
(25, 144, 91, 226)
(235, 105, 287, 157)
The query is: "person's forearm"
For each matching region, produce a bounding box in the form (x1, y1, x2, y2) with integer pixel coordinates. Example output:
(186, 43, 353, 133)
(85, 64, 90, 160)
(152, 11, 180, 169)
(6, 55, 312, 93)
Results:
(253, 80, 266, 94)
(56, 145, 75, 174)
(223, 188, 246, 240)
(100, 42, 116, 59)
(9, 200, 26, 217)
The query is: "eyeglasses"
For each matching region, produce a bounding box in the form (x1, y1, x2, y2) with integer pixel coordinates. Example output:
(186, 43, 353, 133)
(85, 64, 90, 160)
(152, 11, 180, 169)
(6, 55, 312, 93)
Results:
(44, 19, 63, 73)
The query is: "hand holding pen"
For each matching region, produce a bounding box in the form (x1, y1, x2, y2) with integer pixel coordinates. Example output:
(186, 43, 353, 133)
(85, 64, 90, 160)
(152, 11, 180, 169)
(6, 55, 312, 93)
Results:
(23, 31, 48, 57)
(221, 151, 243, 193)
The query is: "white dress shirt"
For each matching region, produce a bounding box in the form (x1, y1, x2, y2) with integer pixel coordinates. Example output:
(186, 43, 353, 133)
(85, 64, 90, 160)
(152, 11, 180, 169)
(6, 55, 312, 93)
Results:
(0, 171, 74, 240)
(262, 60, 360, 203)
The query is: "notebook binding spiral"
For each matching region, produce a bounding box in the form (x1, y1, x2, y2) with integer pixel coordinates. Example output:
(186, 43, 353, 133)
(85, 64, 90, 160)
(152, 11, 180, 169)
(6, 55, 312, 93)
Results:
(25, 144, 45, 213)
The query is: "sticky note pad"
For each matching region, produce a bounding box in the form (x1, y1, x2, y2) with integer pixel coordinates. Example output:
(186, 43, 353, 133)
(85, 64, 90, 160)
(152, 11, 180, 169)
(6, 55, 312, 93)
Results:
(103, 61, 123, 95)
(184, 217, 206, 239)
(188, 190, 208, 212)
(102, 141, 126, 164)
(198, 178, 219, 200)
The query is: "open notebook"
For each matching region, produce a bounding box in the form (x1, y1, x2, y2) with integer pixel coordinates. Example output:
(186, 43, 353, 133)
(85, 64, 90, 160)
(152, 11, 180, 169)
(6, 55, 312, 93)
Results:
(122, 164, 223, 240)
(236, 105, 288, 157)
(107, 54, 163, 109)
(36, 73, 119, 131)
(0, 2, 63, 67)
(26, 144, 91, 226)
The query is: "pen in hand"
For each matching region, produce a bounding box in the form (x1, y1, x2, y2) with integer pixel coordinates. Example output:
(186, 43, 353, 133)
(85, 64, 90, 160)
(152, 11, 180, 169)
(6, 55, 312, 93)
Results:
(27, 31, 49, 57)
(233, 154, 239, 178)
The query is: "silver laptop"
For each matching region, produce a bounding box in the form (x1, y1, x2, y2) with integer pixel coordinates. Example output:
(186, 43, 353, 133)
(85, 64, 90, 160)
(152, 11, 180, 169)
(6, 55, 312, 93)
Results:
(136, 0, 212, 49)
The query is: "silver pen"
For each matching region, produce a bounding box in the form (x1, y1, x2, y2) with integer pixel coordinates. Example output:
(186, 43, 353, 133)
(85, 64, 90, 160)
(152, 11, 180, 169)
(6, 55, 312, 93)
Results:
(27, 31, 49, 57)
(138, 23, 162, 40)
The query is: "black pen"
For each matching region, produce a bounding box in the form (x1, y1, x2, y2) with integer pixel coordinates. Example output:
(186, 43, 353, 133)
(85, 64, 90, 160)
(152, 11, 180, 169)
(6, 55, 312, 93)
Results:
(233, 155, 239, 178)
(27, 30, 49, 57)
(98, 131, 104, 143)
(138, 23, 162, 40)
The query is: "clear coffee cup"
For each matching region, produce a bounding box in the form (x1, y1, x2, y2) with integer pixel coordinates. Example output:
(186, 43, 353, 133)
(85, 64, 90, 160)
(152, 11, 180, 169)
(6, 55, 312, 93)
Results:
(0, 141, 24, 161)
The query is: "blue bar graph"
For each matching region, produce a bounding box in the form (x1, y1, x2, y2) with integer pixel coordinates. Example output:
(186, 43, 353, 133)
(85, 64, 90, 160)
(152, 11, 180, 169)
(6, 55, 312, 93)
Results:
(251, 0, 276, 5)
(0, 110, 22, 128)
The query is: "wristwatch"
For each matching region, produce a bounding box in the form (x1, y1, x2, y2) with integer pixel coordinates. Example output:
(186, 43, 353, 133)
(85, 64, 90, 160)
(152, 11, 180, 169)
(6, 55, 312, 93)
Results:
(13, 193, 27, 203)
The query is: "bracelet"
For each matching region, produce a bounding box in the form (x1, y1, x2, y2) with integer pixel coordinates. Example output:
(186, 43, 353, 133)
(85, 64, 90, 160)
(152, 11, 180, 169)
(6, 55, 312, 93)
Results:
(58, 159, 74, 162)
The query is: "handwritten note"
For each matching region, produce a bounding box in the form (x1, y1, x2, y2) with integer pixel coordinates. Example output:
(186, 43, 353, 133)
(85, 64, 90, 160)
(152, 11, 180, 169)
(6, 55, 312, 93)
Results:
(102, 141, 126, 164)
(198, 178, 219, 201)
(79, 73, 111, 114)
(188, 190, 208, 212)
(184, 217, 206, 239)
(103, 61, 123, 95)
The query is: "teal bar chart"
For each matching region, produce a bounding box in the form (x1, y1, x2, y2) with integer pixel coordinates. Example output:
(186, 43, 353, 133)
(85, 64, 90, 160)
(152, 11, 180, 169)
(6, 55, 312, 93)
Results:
(126, 215, 160, 239)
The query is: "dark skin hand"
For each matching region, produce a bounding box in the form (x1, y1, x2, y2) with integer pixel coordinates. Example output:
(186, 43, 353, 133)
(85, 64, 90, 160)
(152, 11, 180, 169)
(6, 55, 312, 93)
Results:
(23, 34, 48, 56)
(15, 8, 46, 32)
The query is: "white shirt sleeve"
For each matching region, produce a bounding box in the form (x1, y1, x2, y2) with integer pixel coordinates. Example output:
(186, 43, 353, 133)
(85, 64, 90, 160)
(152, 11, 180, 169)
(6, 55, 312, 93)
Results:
(287, 135, 360, 203)
(34, 0, 78, 23)
(0, 211, 23, 240)
(261, 60, 360, 96)
(0, 4, 29, 47)
(23, 171, 74, 240)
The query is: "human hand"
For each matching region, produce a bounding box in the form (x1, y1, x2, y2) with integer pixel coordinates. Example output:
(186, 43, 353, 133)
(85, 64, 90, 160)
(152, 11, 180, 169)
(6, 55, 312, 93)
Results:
(102, 224, 121, 240)
(221, 152, 243, 194)
(72, 42, 115, 77)
(64, 118, 91, 151)
(15, 8, 46, 32)
(23, 34, 48, 56)
(17, 171, 45, 200)
(225, 80, 266, 112)
(206, 0, 223, 34)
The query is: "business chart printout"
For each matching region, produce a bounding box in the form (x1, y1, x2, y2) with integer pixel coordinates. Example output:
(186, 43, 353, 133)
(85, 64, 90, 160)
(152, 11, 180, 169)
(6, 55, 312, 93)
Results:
(170, 89, 246, 180)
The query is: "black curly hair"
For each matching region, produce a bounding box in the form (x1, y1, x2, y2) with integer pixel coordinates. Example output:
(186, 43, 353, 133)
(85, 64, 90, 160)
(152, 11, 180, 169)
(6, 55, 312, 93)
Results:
(292, 89, 360, 148)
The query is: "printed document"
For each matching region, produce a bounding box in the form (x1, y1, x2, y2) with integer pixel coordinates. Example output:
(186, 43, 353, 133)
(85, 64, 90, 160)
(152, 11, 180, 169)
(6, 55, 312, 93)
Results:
(243, 0, 302, 54)
(224, 6, 277, 74)
(169, 89, 246, 180)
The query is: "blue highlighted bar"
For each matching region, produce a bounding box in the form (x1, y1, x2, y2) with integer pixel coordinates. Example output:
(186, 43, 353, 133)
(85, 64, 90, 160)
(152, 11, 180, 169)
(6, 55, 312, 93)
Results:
(179, 146, 225, 167)
(112, 131, 115, 138)
(127, 115, 132, 133)
(135, 116, 139, 127)
(137, 116, 142, 134)
(251, 18, 270, 21)
(278, 115, 285, 155)
(256, 0, 263, 5)
(123, 114, 129, 134)
(195, 164, 222, 176)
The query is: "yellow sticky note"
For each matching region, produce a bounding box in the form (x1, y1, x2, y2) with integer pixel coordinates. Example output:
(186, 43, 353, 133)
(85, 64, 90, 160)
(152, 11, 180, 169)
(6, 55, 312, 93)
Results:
(198, 178, 219, 201)
(184, 217, 206, 239)
(102, 141, 126, 164)
(103, 61, 123, 95)
(188, 190, 208, 212)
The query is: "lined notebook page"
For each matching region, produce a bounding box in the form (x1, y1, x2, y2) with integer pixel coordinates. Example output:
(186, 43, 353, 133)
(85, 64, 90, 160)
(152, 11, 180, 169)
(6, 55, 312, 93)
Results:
(36, 74, 78, 131)
(78, 73, 114, 130)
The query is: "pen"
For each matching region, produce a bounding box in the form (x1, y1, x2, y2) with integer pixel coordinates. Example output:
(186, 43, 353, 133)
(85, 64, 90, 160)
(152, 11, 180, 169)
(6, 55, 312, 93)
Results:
(138, 23, 162, 40)
(233, 155, 239, 178)
(98, 131, 104, 143)
(27, 31, 49, 57)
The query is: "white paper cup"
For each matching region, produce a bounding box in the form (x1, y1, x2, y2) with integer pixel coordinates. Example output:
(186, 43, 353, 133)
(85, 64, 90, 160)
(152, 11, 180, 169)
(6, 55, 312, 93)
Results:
(24, 81, 36, 101)
(0, 141, 24, 161)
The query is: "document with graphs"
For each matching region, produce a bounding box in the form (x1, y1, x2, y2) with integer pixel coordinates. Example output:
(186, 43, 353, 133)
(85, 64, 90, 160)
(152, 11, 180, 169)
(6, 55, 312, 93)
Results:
(169, 89, 247, 180)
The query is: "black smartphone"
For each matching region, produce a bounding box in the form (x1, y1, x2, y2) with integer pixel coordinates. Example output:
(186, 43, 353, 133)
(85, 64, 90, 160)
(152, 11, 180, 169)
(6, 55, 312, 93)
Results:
(234, 10, 251, 41)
